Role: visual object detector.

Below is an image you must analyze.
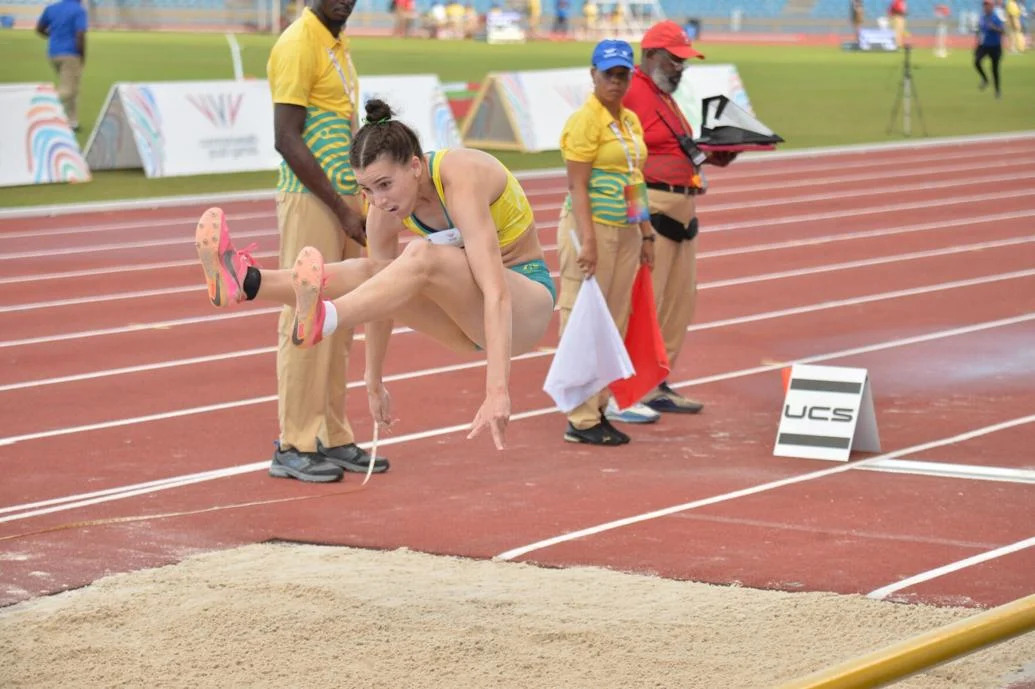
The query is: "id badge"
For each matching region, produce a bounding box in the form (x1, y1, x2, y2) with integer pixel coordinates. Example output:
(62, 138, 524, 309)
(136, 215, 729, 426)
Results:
(623, 181, 650, 224)
(427, 228, 464, 248)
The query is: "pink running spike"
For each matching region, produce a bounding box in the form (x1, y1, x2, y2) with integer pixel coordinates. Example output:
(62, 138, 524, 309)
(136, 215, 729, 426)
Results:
(194, 207, 257, 307)
(291, 246, 327, 348)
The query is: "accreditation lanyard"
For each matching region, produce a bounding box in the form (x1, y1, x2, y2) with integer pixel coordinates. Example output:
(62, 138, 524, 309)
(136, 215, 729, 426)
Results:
(608, 119, 650, 224)
(326, 47, 356, 106)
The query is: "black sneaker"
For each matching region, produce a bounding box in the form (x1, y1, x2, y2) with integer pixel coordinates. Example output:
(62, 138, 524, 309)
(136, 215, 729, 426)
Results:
(269, 442, 343, 483)
(316, 439, 390, 474)
(564, 422, 625, 446)
(644, 381, 704, 414)
(599, 416, 631, 444)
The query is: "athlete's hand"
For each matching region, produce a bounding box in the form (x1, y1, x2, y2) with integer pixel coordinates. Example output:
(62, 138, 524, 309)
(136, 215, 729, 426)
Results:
(367, 382, 394, 431)
(467, 390, 511, 450)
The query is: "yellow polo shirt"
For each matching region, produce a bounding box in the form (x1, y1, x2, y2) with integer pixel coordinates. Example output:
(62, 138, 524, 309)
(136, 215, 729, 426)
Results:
(267, 7, 359, 194)
(560, 94, 646, 226)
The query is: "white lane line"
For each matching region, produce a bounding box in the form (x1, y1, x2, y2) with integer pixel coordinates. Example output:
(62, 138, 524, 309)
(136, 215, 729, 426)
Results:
(701, 188, 1035, 234)
(495, 413, 1035, 562)
(698, 236, 1034, 291)
(714, 155, 1035, 197)
(696, 210, 1035, 260)
(0, 307, 281, 349)
(866, 536, 1035, 600)
(4, 207, 1031, 288)
(5, 169, 1033, 261)
(0, 211, 276, 241)
(4, 235, 1031, 314)
(2, 132, 1031, 222)
(859, 459, 1035, 484)
(6, 155, 1034, 243)
(700, 147, 1032, 182)
(695, 170, 1035, 214)
(4, 267, 1033, 392)
(1, 311, 1032, 522)
(0, 228, 274, 262)
(0, 251, 278, 286)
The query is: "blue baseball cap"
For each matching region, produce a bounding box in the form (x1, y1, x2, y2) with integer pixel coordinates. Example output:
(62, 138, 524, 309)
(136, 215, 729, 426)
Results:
(592, 39, 634, 71)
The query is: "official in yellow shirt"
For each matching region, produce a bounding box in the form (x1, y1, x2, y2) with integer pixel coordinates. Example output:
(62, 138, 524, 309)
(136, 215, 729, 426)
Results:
(264, 0, 388, 482)
(556, 39, 657, 446)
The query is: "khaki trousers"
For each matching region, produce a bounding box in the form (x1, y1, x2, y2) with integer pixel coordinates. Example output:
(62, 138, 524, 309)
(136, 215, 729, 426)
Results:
(51, 55, 83, 127)
(557, 209, 642, 430)
(276, 191, 362, 452)
(647, 189, 698, 370)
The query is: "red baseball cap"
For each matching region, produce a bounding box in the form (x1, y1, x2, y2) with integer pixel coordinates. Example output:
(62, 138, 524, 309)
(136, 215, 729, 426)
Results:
(641, 20, 705, 60)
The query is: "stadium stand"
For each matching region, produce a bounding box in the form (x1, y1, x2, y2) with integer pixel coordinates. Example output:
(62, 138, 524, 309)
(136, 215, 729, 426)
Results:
(0, 0, 977, 35)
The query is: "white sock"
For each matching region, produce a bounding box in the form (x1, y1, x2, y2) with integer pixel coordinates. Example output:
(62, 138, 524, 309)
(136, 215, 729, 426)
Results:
(321, 301, 338, 338)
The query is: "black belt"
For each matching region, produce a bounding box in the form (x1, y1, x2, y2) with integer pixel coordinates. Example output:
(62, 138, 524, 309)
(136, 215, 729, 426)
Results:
(646, 182, 698, 196)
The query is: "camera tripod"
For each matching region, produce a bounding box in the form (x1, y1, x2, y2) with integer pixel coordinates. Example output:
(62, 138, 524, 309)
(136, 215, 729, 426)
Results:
(886, 44, 929, 137)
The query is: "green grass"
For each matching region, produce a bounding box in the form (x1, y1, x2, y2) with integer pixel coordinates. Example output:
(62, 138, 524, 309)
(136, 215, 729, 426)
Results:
(1, 30, 1032, 208)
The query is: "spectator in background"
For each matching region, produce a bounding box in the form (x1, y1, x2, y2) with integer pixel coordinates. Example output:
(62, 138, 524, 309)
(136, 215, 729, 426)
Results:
(975, 0, 1005, 97)
(446, 0, 466, 37)
(1005, 0, 1025, 51)
(554, 0, 570, 34)
(850, 0, 864, 38)
(888, 0, 908, 48)
(527, 0, 542, 37)
(35, 0, 87, 132)
(427, 1, 448, 37)
(556, 39, 656, 444)
(620, 20, 735, 419)
(393, 0, 415, 36)
(583, 0, 599, 38)
(264, 0, 388, 482)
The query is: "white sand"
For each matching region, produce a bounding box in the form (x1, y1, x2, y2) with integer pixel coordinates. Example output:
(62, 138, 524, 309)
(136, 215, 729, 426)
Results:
(1, 543, 1032, 688)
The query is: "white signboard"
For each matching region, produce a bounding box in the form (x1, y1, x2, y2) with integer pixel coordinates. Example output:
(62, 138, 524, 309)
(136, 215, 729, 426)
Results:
(671, 64, 754, 137)
(84, 75, 462, 179)
(462, 64, 752, 152)
(858, 28, 898, 51)
(84, 80, 279, 178)
(462, 67, 589, 152)
(0, 83, 90, 188)
(359, 75, 463, 151)
(774, 364, 881, 462)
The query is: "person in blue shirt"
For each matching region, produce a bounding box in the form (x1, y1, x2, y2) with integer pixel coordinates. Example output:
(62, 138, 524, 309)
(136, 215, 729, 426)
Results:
(975, 0, 1005, 98)
(35, 0, 87, 131)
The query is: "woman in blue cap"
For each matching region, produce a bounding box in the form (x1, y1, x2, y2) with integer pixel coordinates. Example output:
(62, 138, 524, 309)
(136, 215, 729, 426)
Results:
(555, 39, 657, 446)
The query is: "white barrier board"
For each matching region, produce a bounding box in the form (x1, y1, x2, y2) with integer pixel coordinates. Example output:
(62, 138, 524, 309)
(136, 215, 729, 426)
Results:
(774, 364, 881, 462)
(84, 80, 279, 178)
(359, 75, 463, 151)
(0, 83, 91, 188)
(85, 75, 462, 178)
(462, 64, 753, 153)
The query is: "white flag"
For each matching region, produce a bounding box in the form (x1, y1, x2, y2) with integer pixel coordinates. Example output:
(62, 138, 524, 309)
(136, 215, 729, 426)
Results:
(543, 276, 634, 413)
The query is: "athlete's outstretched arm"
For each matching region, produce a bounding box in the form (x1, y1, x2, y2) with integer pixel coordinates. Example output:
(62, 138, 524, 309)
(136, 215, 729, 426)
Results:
(363, 205, 402, 429)
(443, 160, 513, 450)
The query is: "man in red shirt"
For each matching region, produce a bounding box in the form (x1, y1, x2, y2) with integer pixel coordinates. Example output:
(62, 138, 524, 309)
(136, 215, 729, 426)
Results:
(621, 20, 734, 415)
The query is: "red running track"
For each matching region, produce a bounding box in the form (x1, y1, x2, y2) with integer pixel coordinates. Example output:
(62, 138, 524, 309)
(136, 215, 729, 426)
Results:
(1, 136, 1033, 610)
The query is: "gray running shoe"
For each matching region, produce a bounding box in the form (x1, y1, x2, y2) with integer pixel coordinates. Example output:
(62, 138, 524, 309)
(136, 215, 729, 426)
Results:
(269, 442, 343, 483)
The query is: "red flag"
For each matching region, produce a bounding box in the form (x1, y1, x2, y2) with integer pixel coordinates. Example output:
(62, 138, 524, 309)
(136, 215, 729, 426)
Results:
(609, 264, 670, 409)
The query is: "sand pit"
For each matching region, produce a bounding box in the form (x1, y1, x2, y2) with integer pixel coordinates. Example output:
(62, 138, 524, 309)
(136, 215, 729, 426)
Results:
(1, 543, 1032, 688)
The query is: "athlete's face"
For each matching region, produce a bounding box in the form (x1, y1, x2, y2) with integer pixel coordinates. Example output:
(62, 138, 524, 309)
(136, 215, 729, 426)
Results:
(356, 154, 423, 218)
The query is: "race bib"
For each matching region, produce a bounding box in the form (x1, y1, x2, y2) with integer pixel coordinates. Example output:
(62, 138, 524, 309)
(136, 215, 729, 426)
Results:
(427, 228, 464, 248)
